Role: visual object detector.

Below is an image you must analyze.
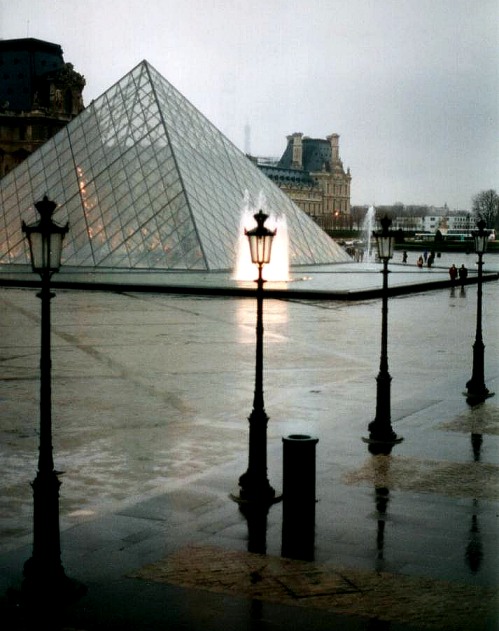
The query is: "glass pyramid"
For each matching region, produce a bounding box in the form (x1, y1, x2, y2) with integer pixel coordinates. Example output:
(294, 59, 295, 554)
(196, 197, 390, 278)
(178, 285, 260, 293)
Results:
(0, 61, 350, 271)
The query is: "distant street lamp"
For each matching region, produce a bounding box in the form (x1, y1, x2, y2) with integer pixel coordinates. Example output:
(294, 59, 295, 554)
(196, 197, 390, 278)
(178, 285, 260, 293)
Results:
(364, 216, 403, 445)
(233, 210, 279, 504)
(21, 196, 83, 603)
(465, 219, 494, 404)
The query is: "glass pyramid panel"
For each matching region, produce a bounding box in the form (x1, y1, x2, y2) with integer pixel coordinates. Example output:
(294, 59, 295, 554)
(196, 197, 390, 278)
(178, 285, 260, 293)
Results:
(0, 60, 350, 271)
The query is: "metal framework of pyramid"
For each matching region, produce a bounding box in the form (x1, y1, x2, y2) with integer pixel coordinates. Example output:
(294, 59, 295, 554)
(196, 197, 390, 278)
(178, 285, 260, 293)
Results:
(0, 60, 350, 271)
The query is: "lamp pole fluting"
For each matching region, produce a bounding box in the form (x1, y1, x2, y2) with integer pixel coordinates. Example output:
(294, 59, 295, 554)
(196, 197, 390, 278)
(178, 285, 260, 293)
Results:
(234, 210, 278, 505)
(466, 219, 493, 403)
(365, 215, 403, 445)
(21, 196, 84, 603)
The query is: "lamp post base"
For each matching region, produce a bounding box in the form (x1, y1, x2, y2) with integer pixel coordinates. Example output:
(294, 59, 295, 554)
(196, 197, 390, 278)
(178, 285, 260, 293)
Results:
(464, 385, 495, 406)
(363, 420, 403, 447)
(11, 567, 86, 608)
(18, 468, 86, 606)
(230, 493, 283, 506)
(231, 473, 282, 506)
(362, 434, 404, 445)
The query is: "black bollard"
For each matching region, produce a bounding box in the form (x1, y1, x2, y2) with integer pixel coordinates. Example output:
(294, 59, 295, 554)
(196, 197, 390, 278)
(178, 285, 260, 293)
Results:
(281, 434, 319, 560)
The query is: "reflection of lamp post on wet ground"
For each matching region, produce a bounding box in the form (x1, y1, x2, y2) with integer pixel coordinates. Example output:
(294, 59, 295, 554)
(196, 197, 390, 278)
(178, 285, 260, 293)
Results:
(364, 216, 403, 446)
(20, 196, 84, 603)
(239, 504, 269, 555)
(375, 486, 389, 563)
(233, 210, 279, 505)
(466, 434, 483, 573)
(365, 440, 394, 568)
(466, 219, 494, 404)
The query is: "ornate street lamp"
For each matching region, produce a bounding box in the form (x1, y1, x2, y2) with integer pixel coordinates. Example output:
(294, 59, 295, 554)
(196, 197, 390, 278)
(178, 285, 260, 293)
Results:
(20, 196, 83, 603)
(364, 215, 403, 445)
(233, 210, 279, 504)
(465, 219, 494, 403)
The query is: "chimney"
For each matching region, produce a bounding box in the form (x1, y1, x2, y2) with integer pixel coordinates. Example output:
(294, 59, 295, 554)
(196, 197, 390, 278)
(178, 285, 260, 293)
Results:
(327, 133, 340, 162)
(287, 132, 303, 169)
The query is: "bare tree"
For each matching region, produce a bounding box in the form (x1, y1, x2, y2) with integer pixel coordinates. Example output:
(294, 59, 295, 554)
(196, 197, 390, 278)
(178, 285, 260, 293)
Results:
(375, 205, 396, 219)
(350, 205, 367, 230)
(472, 189, 499, 228)
(405, 205, 430, 217)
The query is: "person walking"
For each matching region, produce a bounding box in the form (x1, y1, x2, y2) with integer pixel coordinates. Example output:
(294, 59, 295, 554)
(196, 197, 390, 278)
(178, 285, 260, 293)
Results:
(458, 264, 468, 287)
(449, 264, 458, 283)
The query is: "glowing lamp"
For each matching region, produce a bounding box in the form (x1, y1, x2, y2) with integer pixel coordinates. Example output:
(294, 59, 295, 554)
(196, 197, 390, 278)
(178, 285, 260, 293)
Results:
(245, 210, 276, 266)
(472, 219, 490, 255)
(373, 215, 395, 261)
(22, 196, 68, 274)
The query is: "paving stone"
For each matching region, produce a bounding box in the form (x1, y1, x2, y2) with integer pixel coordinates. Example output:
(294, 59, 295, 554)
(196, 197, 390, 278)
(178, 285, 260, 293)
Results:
(130, 544, 498, 630)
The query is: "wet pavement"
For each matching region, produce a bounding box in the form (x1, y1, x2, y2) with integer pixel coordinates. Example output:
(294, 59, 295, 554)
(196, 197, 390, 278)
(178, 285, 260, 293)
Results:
(0, 256, 498, 629)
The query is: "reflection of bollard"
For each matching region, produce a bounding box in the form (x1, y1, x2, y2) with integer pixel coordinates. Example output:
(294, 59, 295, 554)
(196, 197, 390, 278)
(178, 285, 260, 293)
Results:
(281, 434, 319, 560)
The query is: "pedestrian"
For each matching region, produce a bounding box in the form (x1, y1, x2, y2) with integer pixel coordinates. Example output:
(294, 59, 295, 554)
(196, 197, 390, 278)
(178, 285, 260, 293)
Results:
(458, 264, 468, 287)
(427, 252, 435, 268)
(449, 264, 458, 283)
(402, 250, 408, 263)
(417, 256, 424, 268)
(423, 250, 428, 263)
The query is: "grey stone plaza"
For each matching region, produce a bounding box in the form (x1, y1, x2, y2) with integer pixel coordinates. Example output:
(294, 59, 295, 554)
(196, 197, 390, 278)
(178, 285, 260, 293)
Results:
(0, 256, 498, 629)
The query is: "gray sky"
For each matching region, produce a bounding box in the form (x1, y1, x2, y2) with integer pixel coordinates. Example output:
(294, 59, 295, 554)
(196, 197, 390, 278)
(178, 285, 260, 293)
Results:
(1, 0, 497, 209)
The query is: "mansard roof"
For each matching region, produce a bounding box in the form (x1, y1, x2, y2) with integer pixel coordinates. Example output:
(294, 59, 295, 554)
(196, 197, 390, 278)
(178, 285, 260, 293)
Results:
(278, 137, 333, 173)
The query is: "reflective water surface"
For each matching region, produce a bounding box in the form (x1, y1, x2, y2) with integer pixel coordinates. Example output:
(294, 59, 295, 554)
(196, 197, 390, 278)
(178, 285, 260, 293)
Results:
(0, 259, 497, 603)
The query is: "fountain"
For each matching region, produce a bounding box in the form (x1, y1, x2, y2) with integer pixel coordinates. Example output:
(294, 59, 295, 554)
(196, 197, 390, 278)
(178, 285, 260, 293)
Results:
(361, 205, 376, 263)
(233, 192, 290, 282)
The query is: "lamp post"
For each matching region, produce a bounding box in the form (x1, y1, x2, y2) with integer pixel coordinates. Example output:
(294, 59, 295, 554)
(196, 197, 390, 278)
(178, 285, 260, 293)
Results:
(234, 210, 278, 504)
(20, 196, 83, 603)
(365, 216, 403, 445)
(465, 219, 494, 403)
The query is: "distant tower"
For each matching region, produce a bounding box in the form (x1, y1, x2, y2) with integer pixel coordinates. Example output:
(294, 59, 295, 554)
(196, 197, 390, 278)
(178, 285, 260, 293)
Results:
(0, 38, 85, 178)
(288, 132, 303, 169)
(327, 133, 340, 162)
(244, 123, 251, 155)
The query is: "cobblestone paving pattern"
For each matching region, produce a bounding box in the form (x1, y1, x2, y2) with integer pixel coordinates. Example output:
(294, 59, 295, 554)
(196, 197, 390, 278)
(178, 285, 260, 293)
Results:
(342, 454, 499, 501)
(130, 545, 498, 630)
(440, 405, 499, 436)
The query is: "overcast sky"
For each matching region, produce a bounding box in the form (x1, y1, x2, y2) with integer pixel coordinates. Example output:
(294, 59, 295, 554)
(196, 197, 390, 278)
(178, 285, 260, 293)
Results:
(1, 0, 497, 209)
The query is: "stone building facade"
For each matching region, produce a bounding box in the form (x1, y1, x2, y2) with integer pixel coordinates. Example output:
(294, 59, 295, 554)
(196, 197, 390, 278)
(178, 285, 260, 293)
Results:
(256, 133, 351, 230)
(0, 38, 85, 178)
